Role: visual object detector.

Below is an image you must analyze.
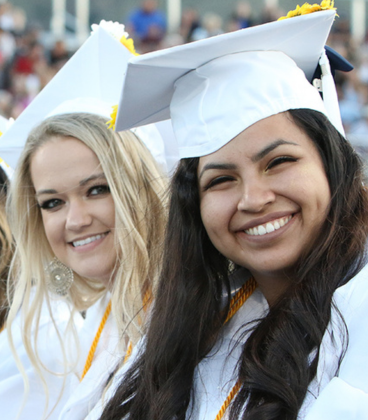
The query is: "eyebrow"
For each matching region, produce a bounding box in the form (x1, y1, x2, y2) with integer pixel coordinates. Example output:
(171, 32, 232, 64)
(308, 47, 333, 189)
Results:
(35, 173, 107, 197)
(79, 172, 107, 186)
(198, 139, 298, 181)
(198, 163, 237, 182)
(251, 139, 299, 162)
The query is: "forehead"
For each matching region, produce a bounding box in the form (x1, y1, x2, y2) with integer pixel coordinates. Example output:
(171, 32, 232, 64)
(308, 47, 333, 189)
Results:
(30, 136, 102, 190)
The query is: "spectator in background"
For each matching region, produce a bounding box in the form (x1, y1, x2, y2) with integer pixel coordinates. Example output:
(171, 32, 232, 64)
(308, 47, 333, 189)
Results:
(191, 12, 223, 41)
(260, 4, 283, 23)
(228, 1, 254, 31)
(179, 8, 200, 43)
(49, 39, 70, 72)
(126, 0, 166, 52)
(0, 25, 16, 65)
(0, 2, 15, 33)
(0, 90, 12, 118)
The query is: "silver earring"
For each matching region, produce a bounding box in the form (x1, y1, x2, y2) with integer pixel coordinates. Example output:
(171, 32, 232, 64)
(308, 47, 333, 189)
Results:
(45, 258, 74, 296)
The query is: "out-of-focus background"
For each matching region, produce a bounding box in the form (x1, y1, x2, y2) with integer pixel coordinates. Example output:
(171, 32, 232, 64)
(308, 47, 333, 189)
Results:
(1, 0, 368, 162)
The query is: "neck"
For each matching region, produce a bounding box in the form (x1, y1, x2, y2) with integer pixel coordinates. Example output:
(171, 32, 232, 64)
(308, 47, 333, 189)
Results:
(251, 271, 292, 306)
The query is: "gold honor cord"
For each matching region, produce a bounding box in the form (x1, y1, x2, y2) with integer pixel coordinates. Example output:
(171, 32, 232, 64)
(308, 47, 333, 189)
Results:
(86, 280, 256, 417)
(215, 277, 257, 420)
(81, 287, 152, 381)
(80, 300, 112, 381)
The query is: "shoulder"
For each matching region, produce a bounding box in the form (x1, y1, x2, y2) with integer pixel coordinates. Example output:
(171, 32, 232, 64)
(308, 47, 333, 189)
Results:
(333, 263, 368, 320)
(304, 377, 368, 420)
(330, 264, 368, 394)
(0, 296, 84, 419)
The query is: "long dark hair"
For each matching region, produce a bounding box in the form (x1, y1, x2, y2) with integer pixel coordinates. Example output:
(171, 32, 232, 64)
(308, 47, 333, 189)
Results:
(100, 109, 368, 420)
(0, 167, 13, 329)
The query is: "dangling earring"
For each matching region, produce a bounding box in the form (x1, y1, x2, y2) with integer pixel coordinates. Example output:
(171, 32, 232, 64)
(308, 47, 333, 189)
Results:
(45, 258, 74, 296)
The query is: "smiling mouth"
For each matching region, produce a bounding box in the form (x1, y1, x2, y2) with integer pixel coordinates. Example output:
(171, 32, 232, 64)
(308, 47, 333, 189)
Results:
(71, 232, 109, 247)
(245, 215, 293, 236)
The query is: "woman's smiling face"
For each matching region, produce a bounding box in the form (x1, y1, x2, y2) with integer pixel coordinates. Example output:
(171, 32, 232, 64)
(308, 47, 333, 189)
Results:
(198, 112, 331, 291)
(31, 136, 116, 285)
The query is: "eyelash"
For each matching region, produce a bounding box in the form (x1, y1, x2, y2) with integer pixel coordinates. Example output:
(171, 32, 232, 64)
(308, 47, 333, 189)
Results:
(266, 156, 297, 170)
(203, 176, 234, 191)
(38, 198, 62, 210)
(87, 184, 110, 196)
(202, 156, 297, 191)
(38, 184, 111, 211)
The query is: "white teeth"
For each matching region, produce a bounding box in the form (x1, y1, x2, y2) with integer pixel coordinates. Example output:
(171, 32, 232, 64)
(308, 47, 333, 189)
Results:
(258, 225, 267, 236)
(266, 223, 275, 233)
(245, 215, 292, 236)
(72, 233, 106, 247)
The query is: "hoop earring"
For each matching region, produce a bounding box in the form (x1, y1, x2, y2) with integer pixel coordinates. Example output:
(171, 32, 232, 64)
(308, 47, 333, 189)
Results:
(45, 258, 74, 296)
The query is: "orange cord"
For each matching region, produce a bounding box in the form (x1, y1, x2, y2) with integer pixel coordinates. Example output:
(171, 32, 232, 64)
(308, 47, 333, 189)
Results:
(0, 322, 5, 334)
(142, 288, 152, 310)
(215, 277, 257, 419)
(123, 341, 133, 364)
(225, 277, 257, 324)
(80, 288, 152, 380)
(80, 300, 112, 381)
(215, 381, 242, 420)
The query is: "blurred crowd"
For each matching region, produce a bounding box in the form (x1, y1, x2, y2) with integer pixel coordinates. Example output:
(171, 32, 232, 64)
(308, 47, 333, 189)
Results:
(0, 0, 368, 159)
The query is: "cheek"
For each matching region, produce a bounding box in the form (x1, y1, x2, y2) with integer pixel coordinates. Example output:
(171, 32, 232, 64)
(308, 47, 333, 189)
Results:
(297, 171, 331, 230)
(99, 197, 115, 228)
(305, 169, 331, 210)
(200, 196, 233, 237)
(41, 214, 62, 250)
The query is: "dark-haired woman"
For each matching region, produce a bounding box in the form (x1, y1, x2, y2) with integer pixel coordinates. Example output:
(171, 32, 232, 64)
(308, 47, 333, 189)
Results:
(93, 5, 368, 420)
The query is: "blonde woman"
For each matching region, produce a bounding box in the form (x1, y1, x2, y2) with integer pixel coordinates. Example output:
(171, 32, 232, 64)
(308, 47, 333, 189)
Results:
(3, 111, 168, 419)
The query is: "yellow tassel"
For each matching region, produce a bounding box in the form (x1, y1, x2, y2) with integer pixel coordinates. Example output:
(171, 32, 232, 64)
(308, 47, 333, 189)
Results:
(278, 0, 337, 20)
(120, 36, 139, 56)
(106, 104, 118, 130)
(106, 35, 139, 132)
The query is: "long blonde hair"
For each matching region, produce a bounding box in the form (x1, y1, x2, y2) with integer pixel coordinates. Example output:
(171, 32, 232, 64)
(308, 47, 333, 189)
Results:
(6, 113, 167, 415)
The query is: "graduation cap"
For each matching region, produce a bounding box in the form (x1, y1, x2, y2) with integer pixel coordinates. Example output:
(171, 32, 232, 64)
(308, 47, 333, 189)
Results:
(0, 22, 176, 172)
(314, 45, 354, 80)
(0, 115, 14, 179)
(115, 9, 345, 158)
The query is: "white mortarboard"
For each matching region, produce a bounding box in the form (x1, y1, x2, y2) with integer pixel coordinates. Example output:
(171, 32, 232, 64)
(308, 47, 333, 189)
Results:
(0, 115, 14, 179)
(115, 10, 341, 158)
(0, 22, 178, 172)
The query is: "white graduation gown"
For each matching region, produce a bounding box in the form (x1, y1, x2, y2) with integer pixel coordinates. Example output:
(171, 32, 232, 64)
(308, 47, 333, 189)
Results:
(58, 293, 122, 420)
(0, 296, 84, 420)
(85, 264, 368, 419)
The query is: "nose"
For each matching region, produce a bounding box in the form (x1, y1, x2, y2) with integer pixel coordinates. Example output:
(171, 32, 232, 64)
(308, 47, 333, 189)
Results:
(65, 199, 92, 231)
(237, 177, 276, 213)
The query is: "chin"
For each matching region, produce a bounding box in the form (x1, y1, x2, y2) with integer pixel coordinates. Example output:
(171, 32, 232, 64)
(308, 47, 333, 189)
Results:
(74, 267, 114, 285)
